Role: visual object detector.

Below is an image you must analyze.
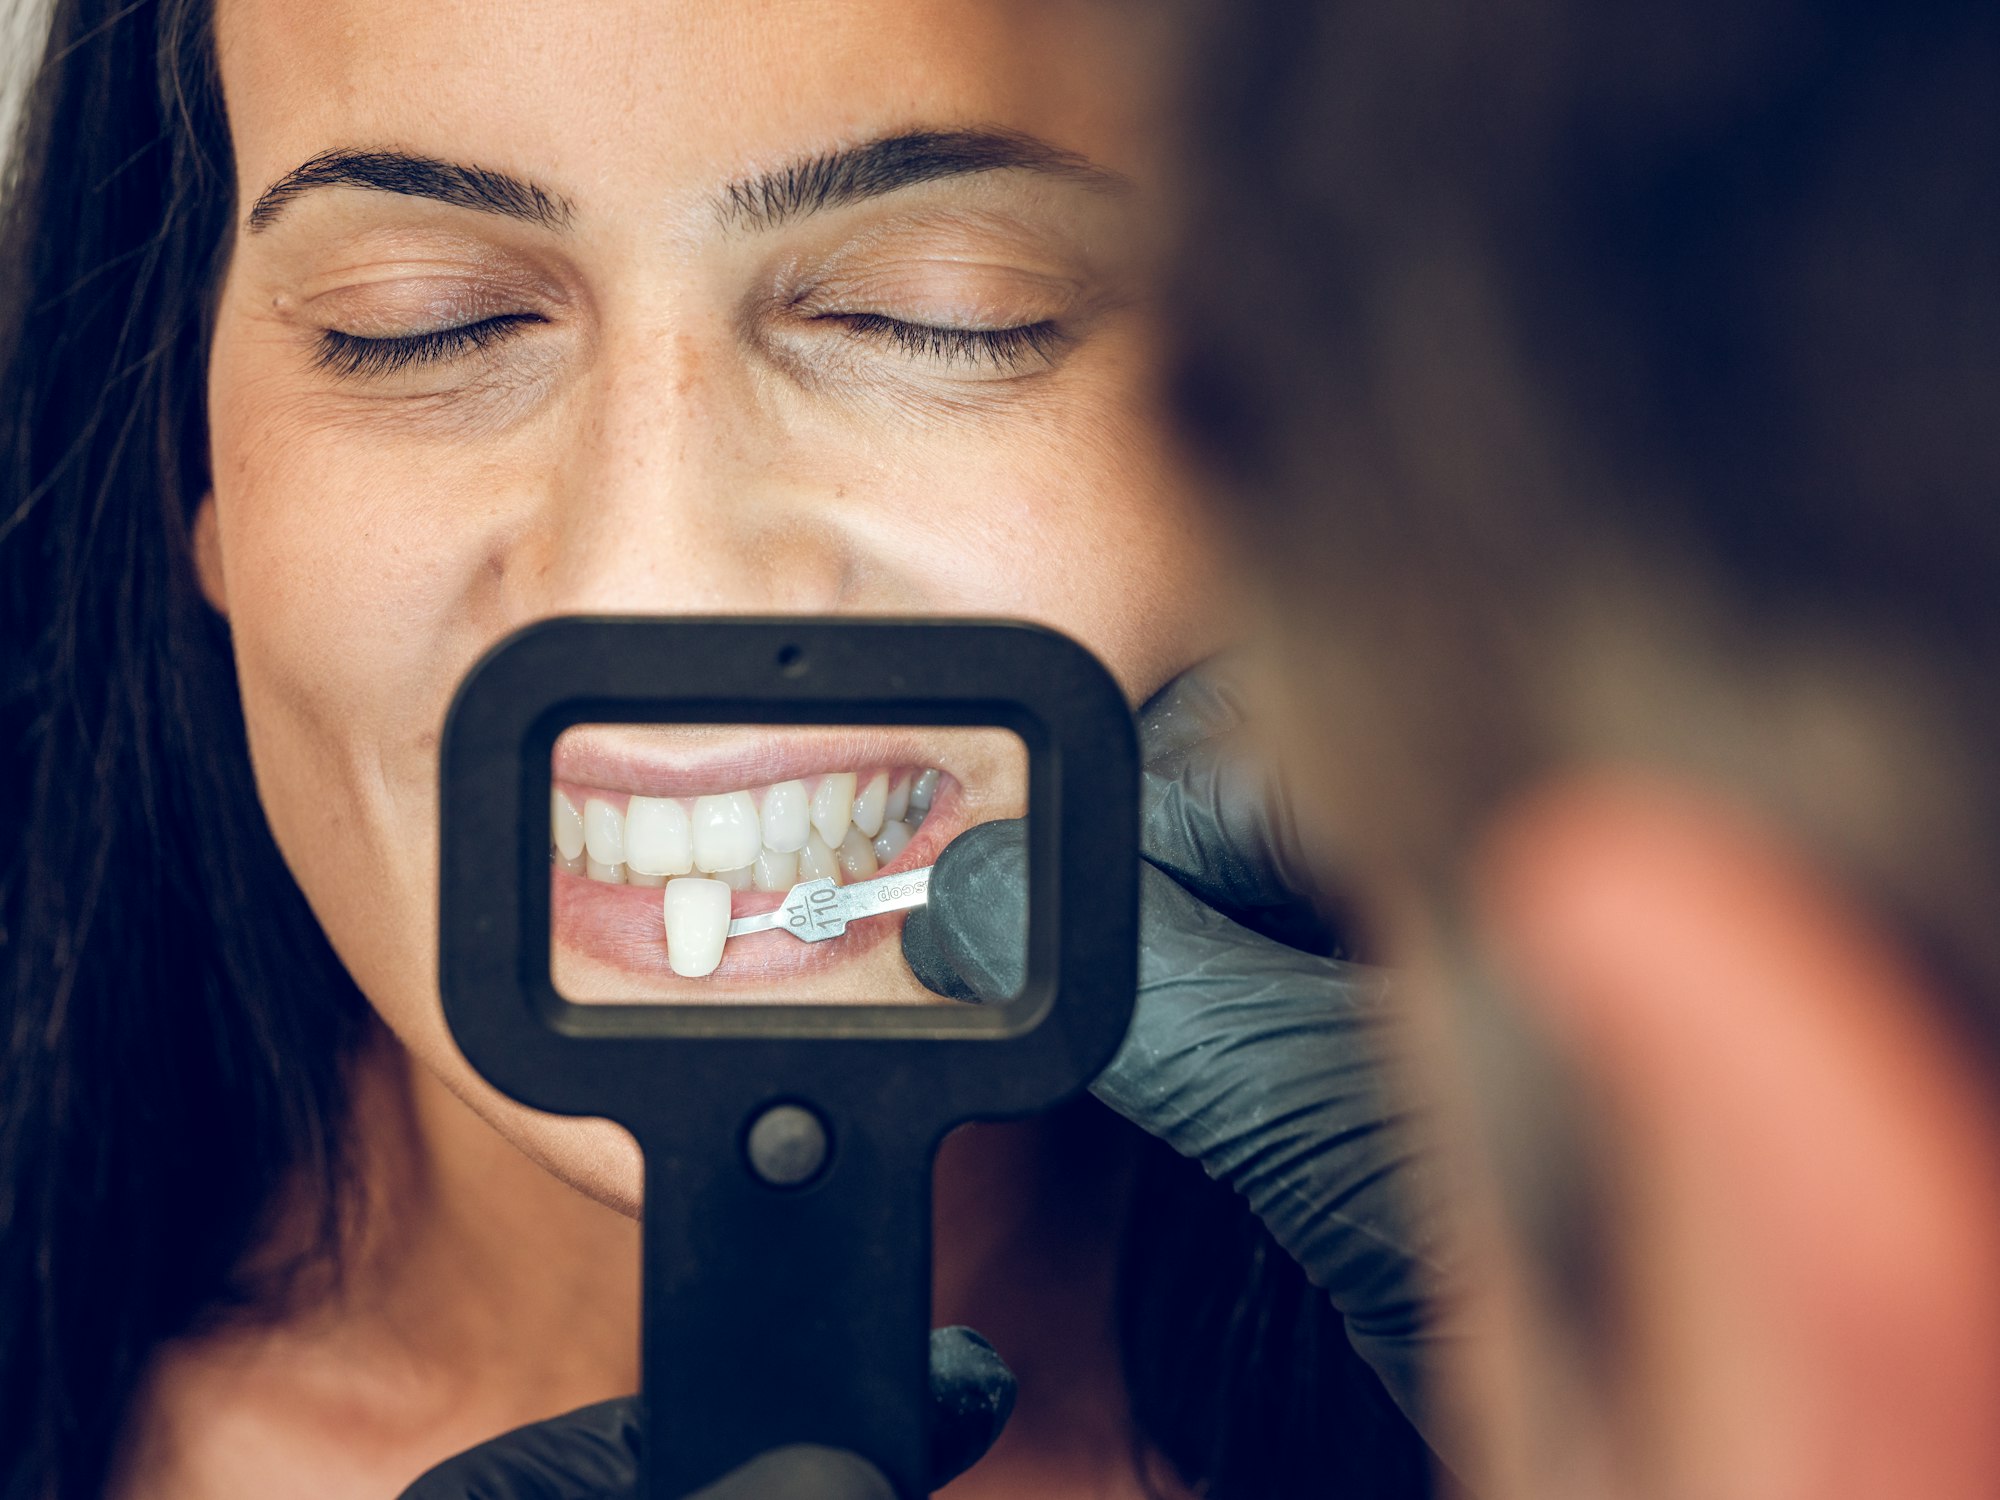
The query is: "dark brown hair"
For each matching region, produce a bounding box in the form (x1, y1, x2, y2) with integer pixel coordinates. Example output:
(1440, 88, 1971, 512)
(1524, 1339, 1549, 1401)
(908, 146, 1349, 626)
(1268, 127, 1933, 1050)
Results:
(0, 0, 373, 1494)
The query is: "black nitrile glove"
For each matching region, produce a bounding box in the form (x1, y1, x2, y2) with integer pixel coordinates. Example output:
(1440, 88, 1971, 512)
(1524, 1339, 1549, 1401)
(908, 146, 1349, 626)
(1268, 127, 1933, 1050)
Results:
(901, 665, 1453, 1456)
(397, 1326, 1015, 1500)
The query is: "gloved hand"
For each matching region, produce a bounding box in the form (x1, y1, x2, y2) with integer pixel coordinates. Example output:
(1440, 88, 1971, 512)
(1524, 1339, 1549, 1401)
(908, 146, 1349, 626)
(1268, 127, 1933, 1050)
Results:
(900, 665, 1453, 1452)
(397, 1325, 1015, 1500)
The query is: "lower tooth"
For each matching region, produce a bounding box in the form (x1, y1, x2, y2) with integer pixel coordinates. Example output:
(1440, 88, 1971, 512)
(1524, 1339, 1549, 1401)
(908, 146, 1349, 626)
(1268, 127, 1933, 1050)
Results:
(872, 819, 914, 865)
(909, 768, 939, 813)
(556, 849, 586, 875)
(799, 831, 840, 883)
(836, 826, 878, 881)
(753, 847, 800, 891)
(587, 858, 627, 884)
(714, 864, 756, 891)
(628, 869, 666, 888)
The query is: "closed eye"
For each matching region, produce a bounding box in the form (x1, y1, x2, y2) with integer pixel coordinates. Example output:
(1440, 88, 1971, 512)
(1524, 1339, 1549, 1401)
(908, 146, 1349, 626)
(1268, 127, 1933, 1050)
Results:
(830, 313, 1067, 372)
(313, 313, 545, 379)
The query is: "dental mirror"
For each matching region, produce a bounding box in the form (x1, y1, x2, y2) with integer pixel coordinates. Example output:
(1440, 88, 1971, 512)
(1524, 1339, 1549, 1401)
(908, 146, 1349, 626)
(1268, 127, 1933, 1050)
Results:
(548, 723, 1028, 1007)
(438, 618, 1137, 1500)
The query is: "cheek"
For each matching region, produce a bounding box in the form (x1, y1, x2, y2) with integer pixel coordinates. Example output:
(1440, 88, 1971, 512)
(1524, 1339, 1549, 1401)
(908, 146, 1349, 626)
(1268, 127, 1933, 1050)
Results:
(203, 314, 538, 1055)
(866, 370, 1236, 701)
(205, 312, 544, 1124)
(208, 325, 519, 799)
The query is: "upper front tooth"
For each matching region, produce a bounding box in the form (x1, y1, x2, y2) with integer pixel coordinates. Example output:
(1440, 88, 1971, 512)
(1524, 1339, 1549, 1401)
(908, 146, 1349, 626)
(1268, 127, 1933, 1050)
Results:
(553, 790, 586, 861)
(626, 795, 694, 876)
(909, 768, 940, 813)
(692, 791, 761, 873)
(583, 797, 625, 867)
(811, 773, 856, 846)
(852, 772, 888, 839)
(761, 780, 810, 854)
(884, 773, 911, 824)
(663, 877, 731, 978)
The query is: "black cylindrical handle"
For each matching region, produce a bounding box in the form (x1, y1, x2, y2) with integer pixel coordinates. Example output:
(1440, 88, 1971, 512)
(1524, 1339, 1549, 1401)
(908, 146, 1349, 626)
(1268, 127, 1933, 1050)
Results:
(640, 1115, 934, 1500)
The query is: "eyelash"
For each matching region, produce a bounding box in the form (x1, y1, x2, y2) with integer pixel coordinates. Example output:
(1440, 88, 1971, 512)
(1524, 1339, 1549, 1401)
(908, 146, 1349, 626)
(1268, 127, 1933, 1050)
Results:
(313, 314, 543, 378)
(312, 311, 1064, 380)
(831, 313, 1066, 372)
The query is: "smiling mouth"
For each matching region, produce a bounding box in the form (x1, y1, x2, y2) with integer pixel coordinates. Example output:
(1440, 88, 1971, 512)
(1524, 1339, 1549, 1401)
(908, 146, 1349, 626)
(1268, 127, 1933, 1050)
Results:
(550, 757, 951, 988)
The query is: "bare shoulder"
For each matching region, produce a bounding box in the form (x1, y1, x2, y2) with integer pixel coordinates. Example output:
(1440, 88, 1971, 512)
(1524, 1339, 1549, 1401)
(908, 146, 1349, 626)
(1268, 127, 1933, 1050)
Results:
(105, 1315, 493, 1500)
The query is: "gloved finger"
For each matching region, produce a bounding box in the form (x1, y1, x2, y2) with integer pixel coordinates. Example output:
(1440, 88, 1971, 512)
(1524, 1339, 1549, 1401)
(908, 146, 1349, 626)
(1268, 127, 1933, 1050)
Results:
(680, 1446, 895, 1500)
(896, 799, 1333, 1008)
(901, 827, 1441, 1434)
(1133, 655, 1249, 765)
(926, 1325, 1017, 1484)
(1137, 663, 1345, 956)
(899, 820, 1027, 1004)
(903, 662, 1336, 994)
(398, 1397, 639, 1500)
(396, 1328, 1016, 1499)
(1099, 861, 1412, 1239)
(1101, 865, 1443, 1429)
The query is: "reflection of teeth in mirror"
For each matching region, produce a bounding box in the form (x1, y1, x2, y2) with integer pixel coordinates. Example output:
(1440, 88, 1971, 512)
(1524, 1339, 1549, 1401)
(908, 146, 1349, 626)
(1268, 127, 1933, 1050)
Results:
(852, 772, 888, 839)
(583, 797, 625, 867)
(551, 767, 945, 890)
(800, 830, 840, 882)
(663, 877, 731, 977)
(753, 846, 799, 892)
(692, 791, 761, 873)
(760, 780, 810, 854)
(836, 825, 878, 881)
(810, 772, 856, 847)
(553, 790, 586, 862)
(872, 819, 914, 866)
(626, 795, 693, 877)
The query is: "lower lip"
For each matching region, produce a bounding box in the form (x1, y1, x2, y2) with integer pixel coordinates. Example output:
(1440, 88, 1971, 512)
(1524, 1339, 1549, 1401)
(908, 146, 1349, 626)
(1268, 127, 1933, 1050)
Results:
(551, 782, 963, 995)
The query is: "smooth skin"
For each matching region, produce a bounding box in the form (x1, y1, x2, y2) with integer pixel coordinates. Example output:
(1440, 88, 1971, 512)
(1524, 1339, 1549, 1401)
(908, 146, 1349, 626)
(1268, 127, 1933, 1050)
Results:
(117, 2, 1231, 1494)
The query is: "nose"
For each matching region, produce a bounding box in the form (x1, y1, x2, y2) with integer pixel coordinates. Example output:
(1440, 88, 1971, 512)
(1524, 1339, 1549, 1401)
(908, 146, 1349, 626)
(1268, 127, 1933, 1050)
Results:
(518, 326, 855, 617)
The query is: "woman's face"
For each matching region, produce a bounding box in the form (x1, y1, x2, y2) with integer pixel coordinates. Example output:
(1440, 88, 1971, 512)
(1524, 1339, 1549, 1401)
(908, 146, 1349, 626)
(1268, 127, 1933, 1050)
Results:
(201, 0, 1231, 1210)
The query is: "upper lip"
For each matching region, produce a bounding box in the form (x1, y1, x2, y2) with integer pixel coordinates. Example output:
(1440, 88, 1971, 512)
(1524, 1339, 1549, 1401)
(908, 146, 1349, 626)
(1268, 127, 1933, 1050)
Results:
(551, 726, 949, 797)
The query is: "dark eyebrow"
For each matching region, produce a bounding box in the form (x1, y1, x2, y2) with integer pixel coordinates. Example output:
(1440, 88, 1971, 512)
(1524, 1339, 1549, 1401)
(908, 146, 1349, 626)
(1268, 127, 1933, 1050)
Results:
(245, 149, 575, 233)
(718, 128, 1127, 231)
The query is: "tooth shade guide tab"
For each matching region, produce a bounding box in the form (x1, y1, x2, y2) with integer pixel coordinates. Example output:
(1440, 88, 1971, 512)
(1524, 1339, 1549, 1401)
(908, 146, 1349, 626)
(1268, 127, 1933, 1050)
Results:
(724, 867, 935, 945)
